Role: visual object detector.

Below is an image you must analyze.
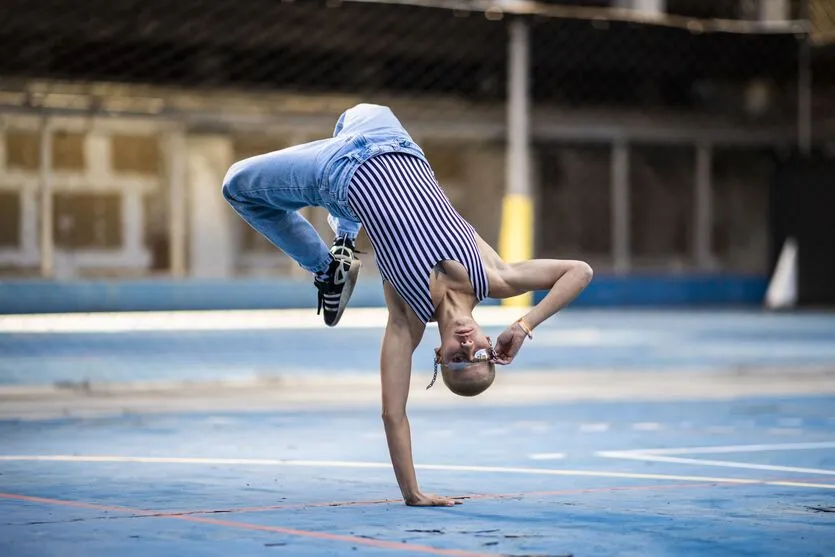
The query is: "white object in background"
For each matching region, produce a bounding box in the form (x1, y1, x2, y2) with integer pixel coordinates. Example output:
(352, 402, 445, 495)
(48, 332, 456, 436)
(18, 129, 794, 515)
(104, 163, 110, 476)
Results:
(765, 237, 798, 310)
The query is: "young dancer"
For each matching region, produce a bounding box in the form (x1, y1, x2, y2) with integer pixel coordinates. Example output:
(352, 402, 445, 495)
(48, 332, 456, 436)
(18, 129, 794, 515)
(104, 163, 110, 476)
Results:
(222, 103, 593, 506)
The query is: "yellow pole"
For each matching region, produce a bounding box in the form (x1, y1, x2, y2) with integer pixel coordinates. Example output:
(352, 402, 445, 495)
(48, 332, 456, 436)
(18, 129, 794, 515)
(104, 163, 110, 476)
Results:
(499, 193, 533, 307)
(501, 19, 533, 308)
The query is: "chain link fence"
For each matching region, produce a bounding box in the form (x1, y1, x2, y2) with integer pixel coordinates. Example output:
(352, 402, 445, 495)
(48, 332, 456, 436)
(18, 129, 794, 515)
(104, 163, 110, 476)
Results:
(0, 0, 832, 281)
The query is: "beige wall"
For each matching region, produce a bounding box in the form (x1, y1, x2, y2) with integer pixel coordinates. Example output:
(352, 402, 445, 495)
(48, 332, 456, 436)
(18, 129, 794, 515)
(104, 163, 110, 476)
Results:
(0, 110, 777, 278)
(0, 117, 160, 277)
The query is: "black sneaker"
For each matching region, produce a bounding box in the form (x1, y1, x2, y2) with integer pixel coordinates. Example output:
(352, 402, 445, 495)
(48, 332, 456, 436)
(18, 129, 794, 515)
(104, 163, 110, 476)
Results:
(314, 238, 361, 327)
(330, 235, 359, 263)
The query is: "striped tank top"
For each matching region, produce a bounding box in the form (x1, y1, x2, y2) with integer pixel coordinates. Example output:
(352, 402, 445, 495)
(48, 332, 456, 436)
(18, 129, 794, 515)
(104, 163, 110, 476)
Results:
(347, 152, 489, 323)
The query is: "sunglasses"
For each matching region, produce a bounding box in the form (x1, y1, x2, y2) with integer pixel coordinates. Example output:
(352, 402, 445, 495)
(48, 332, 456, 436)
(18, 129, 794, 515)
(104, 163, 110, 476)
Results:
(427, 337, 495, 390)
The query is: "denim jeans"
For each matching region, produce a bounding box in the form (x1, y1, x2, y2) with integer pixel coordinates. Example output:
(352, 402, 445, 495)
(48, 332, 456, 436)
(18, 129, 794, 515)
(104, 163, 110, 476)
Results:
(222, 104, 427, 274)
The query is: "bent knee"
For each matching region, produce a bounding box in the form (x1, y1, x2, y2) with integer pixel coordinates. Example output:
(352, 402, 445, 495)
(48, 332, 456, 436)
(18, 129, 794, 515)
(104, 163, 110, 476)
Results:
(221, 160, 250, 204)
(576, 261, 594, 284)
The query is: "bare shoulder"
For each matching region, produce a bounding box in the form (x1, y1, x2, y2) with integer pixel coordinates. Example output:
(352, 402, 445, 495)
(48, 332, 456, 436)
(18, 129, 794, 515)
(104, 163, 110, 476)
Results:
(473, 233, 507, 270)
(472, 233, 515, 296)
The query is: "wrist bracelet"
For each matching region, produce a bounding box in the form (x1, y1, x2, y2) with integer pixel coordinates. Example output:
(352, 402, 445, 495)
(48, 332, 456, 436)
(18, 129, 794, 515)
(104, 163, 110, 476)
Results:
(515, 318, 534, 339)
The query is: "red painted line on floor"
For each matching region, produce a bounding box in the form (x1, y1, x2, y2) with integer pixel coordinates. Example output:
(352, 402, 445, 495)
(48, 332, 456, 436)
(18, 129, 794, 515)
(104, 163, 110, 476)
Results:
(0, 492, 146, 515)
(157, 473, 834, 518)
(152, 498, 399, 517)
(769, 476, 835, 484)
(0, 492, 497, 557)
(168, 514, 497, 556)
(2, 476, 826, 553)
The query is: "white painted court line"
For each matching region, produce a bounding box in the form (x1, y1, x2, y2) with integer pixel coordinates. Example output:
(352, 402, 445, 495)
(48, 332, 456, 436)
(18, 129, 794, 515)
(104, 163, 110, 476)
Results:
(528, 453, 567, 461)
(1, 454, 833, 490)
(597, 441, 835, 477)
(768, 481, 835, 489)
(579, 423, 610, 433)
(597, 452, 835, 476)
(479, 428, 510, 436)
(632, 422, 663, 431)
(625, 441, 835, 456)
(705, 426, 737, 434)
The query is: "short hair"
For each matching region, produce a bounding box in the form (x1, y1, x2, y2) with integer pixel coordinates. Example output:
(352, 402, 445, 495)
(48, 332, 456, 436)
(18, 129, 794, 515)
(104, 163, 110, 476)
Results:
(440, 360, 496, 397)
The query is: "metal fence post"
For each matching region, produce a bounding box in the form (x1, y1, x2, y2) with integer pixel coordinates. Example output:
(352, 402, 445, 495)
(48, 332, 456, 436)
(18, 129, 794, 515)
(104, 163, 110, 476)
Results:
(499, 17, 533, 307)
(38, 116, 54, 278)
(611, 140, 631, 274)
(694, 142, 714, 270)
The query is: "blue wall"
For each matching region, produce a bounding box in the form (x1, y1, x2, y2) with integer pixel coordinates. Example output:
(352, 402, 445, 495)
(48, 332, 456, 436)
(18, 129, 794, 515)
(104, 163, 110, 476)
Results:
(544, 274, 769, 307)
(0, 275, 767, 314)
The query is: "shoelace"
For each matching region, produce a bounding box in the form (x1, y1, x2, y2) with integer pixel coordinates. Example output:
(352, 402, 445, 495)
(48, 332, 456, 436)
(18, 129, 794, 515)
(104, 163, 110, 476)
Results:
(316, 240, 360, 316)
(332, 238, 364, 255)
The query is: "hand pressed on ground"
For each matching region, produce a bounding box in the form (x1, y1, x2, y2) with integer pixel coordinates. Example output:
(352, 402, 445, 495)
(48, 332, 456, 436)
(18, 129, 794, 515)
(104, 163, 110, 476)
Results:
(405, 492, 462, 507)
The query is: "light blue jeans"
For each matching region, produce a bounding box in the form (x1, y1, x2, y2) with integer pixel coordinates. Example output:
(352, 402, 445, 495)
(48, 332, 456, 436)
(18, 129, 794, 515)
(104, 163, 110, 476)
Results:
(222, 104, 426, 274)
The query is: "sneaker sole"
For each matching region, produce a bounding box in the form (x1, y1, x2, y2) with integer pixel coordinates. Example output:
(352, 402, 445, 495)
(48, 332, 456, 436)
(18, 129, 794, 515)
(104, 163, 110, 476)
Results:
(328, 258, 361, 327)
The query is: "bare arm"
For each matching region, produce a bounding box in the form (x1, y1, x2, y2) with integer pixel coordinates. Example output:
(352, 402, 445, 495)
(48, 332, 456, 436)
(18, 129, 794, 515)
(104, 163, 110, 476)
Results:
(380, 283, 457, 506)
(474, 233, 592, 324)
(501, 259, 593, 329)
(491, 258, 593, 364)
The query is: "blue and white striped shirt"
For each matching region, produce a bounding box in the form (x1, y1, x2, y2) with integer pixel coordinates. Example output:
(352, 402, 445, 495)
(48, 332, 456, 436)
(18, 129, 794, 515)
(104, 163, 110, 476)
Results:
(348, 152, 489, 323)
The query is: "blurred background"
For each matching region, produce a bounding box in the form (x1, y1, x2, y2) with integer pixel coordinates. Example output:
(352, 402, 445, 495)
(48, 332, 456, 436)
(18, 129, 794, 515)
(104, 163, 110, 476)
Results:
(3, 8, 835, 554)
(0, 0, 833, 312)
(2, 9, 835, 554)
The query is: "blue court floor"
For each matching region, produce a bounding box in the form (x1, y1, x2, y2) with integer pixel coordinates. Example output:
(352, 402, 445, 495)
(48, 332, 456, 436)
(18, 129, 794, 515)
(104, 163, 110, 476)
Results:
(1, 309, 834, 556)
(2, 309, 835, 386)
(1, 397, 834, 557)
